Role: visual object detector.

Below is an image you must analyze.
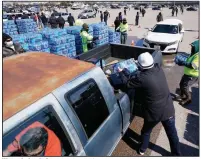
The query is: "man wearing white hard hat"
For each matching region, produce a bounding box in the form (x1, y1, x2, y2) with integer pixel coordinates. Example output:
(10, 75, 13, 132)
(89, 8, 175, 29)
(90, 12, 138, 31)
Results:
(119, 52, 181, 156)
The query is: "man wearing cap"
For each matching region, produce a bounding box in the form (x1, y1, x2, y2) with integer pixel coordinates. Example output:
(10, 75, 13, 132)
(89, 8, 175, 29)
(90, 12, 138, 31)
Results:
(176, 40, 199, 105)
(117, 18, 128, 44)
(80, 23, 96, 53)
(118, 52, 181, 156)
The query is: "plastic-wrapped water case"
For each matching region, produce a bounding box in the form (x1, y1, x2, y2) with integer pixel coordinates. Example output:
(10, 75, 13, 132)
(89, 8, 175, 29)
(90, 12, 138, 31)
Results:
(41, 41, 49, 49)
(42, 48, 50, 53)
(113, 59, 138, 74)
(21, 43, 29, 51)
(29, 43, 42, 51)
(175, 53, 189, 64)
(12, 34, 27, 44)
(49, 38, 62, 45)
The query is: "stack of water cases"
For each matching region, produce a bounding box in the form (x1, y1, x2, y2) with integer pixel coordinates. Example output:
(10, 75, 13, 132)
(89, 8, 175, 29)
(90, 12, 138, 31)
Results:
(3, 20, 18, 36)
(16, 19, 38, 34)
(91, 23, 109, 46)
(108, 29, 121, 44)
(175, 53, 189, 64)
(11, 34, 29, 51)
(40, 28, 76, 58)
(65, 26, 93, 54)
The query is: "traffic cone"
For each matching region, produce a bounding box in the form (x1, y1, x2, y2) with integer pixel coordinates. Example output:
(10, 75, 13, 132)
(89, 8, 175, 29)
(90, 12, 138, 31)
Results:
(111, 24, 114, 27)
(131, 40, 135, 46)
(138, 25, 141, 28)
(129, 27, 132, 31)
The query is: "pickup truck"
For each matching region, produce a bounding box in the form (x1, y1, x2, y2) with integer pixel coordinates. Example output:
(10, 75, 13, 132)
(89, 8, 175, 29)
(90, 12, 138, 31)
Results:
(3, 44, 161, 156)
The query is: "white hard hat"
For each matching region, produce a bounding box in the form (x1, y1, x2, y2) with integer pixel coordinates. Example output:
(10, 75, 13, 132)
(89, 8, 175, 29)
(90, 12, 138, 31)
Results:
(137, 52, 154, 69)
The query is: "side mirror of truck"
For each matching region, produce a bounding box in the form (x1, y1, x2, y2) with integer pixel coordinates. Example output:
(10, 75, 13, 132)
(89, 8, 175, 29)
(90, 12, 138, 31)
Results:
(180, 30, 185, 33)
(148, 28, 152, 31)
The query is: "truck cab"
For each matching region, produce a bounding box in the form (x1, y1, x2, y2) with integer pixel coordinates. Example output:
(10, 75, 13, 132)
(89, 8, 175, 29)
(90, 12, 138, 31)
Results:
(3, 52, 131, 156)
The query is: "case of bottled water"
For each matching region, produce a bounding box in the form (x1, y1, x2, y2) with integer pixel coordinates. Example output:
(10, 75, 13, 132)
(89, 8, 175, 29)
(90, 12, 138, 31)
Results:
(113, 59, 138, 74)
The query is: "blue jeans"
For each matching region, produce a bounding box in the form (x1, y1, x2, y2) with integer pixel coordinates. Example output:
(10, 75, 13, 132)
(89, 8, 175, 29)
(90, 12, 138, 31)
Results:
(140, 116, 181, 156)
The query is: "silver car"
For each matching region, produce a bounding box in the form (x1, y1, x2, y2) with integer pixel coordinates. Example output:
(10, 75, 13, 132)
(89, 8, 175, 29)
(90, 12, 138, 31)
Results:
(78, 9, 96, 19)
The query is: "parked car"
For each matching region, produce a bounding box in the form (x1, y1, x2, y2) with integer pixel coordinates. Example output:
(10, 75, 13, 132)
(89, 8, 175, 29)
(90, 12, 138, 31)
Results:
(52, 12, 69, 21)
(3, 52, 132, 156)
(186, 6, 198, 11)
(134, 6, 140, 10)
(152, 5, 161, 10)
(78, 9, 96, 19)
(143, 19, 185, 53)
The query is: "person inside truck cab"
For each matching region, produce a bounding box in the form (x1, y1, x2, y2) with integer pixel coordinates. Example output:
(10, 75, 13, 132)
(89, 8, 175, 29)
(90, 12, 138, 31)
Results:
(3, 121, 61, 156)
(118, 52, 181, 156)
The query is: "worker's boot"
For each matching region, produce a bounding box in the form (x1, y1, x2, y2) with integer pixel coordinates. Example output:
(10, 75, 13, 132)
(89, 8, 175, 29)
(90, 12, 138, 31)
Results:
(180, 90, 192, 106)
(174, 88, 186, 101)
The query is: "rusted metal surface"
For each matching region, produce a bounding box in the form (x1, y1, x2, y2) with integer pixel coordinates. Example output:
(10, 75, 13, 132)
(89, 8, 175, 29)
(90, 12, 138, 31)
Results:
(3, 52, 95, 121)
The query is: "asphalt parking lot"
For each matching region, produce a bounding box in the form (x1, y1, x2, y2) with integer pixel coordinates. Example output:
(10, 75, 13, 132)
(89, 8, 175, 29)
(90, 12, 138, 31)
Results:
(61, 7, 199, 156)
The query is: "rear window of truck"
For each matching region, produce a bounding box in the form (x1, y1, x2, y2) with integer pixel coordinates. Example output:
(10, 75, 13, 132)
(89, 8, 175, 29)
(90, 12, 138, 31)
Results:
(66, 79, 109, 138)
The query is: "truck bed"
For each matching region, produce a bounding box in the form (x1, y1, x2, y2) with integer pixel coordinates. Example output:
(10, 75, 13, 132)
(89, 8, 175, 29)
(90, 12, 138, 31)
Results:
(76, 43, 157, 65)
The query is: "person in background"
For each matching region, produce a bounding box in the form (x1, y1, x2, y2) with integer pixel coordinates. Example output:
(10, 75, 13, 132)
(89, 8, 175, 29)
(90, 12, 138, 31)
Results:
(103, 10, 110, 25)
(172, 7, 175, 16)
(124, 8, 127, 16)
(3, 33, 24, 58)
(117, 18, 128, 44)
(37, 12, 43, 28)
(41, 12, 48, 28)
(57, 14, 65, 29)
(175, 40, 199, 105)
(156, 12, 163, 22)
(48, 13, 58, 29)
(67, 13, 75, 26)
(118, 12, 123, 22)
(142, 8, 146, 17)
(114, 16, 121, 32)
(175, 7, 178, 16)
(118, 52, 181, 156)
(135, 12, 139, 26)
(80, 23, 97, 53)
(8, 15, 13, 20)
(100, 11, 103, 22)
(3, 121, 61, 156)
(21, 13, 29, 19)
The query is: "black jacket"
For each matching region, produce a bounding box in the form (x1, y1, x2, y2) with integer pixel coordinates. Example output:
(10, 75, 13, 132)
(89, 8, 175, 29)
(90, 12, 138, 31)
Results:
(49, 16, 58, 27)
(67, 15, 75, 24)
(41, 15, 48, 24)
(57, 16, 65, 25)
(121, 64, 175, 122)
(114, 19, 121, 29)
(3, 43, 24, 58)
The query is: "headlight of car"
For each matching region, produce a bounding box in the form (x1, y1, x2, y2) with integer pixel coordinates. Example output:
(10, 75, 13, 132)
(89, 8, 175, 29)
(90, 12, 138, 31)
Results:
(144, 38, 149, 44)
(167, 41, 178, 46)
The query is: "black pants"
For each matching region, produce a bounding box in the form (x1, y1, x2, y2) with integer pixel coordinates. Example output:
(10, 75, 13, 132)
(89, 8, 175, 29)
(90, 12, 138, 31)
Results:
(140, 116, 181, 156)
(179, 74, 198, 99)
(104, 19, 107, 25)
(135, 20, 139, 26)
(69, 23, 73, 26)
(59, 24, 64, 29)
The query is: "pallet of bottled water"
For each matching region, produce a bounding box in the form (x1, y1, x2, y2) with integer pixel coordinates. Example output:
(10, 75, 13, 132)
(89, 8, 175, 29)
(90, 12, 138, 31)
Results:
(175, 53, 189, 64)
(108, 29, 121, 44)
(90, 23, 109, 46)
(16, 19, 38, 34)
(3, 20, 18, 36)
(40, 28, 76, 58)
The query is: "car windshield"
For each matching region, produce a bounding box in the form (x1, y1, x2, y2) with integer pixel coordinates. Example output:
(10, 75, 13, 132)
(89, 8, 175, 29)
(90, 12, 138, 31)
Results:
(152, 24, 178, 34)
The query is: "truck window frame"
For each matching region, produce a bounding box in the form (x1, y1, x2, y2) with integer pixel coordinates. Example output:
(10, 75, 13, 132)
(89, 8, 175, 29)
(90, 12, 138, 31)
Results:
(3, 105, 75, 157)
(65, 78, 110, 139)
